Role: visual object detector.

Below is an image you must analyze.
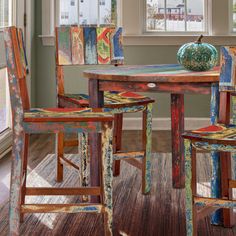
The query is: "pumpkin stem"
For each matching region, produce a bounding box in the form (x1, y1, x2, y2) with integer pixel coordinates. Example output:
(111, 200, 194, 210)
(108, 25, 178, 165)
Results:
(196, 35, 204, 44)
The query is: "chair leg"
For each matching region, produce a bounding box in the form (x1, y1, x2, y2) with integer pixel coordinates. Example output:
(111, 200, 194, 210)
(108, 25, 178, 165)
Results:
(9, 129, 25, 235)
(20, 134, 29, 223)
(56, 132, 64, 182)
(184, 139, 197, 236)
(142, 103, 153, 194)
(101, 123, 113, 236)
(79, 133, 89, 202)
(113, 114, 123, 177)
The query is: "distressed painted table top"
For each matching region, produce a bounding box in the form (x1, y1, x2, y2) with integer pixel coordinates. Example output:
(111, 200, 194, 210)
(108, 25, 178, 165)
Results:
(84, 64, 220, 83)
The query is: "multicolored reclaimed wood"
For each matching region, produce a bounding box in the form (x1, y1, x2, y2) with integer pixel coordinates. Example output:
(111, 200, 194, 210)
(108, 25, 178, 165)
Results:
(219, 46, 236, 91)
(209, 83, 221, 225)
(97, 27, 111, 64)
(84, 64, 220, 190)
(84, 27, 98, 64)
(55, 26, 155, 199)
(56, 26, 124, 66)
(59, 91, 152, 109)
(110, 27, 124, 65)
(71, 27, 84, 65)
(56, 27, 72, 65)
(5, 26, 115, 236)
(84, 64, 219, 82)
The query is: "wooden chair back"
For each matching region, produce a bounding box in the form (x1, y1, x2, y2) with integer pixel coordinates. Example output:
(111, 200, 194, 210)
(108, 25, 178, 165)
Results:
(220, 46, 236, 92)
(55, 26, 124, 96)
(4, 26, 30, 119)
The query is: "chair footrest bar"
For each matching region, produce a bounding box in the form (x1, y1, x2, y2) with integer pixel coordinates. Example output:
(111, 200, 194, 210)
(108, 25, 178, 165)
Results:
(60, 156, 80, 171)
(113, 151, 144, 160)
(228, 179, 236, 188)
(21, 204, 104, 213)
(195, 196, 236, 209)
(64, 139, 78, 147)
(123, 158, 142, 170)
(25, 187, 101, 196)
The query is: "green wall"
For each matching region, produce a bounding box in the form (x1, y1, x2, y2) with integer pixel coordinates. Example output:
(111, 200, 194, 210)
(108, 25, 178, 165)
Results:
(34, 0, 217, 118)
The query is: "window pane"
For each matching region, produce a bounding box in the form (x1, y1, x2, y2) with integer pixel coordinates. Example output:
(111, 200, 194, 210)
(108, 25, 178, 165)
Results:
(59, 0, 79, 25)
(166, 0, 185, 31)
(186, 0, 205, 32)
(146, 0, 206, 32)
(99, 0, 112, 25)
(79, 0, 98, 25)
(233, 0, 236, 32)
(0, 0, 12, 27)
(0, 69, 8, 133)
(146, 0, 165, 31)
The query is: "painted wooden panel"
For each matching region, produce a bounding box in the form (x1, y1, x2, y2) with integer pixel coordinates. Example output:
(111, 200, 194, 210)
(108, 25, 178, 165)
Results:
(17, 29, 27, 76)
(71, 27, 84, 65)
(57, 27, 72, 65)
(220, 46, 236, 91)
(97, 27, 111, 65)
(110, 27, 124, 65)
(84, 27, 97, 65)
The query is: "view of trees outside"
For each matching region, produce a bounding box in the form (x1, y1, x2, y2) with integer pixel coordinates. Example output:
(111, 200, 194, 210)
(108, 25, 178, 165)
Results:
(59, 0, 112, 25)
(146, 0, 205, 32)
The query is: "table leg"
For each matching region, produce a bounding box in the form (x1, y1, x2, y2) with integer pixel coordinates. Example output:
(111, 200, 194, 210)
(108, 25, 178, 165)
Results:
(89, 79, 104, 203)
(218, 92, 234, 227)
(171, 94, 185, 188)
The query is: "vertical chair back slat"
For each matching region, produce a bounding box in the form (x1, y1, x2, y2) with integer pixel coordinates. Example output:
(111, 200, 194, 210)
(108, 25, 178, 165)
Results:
(84, 27, 98, 65)
(4, 27, 30, 117)
(71, 26, 84, 65)
(220, 46, 236, 92)
(97, 27, 111, 65)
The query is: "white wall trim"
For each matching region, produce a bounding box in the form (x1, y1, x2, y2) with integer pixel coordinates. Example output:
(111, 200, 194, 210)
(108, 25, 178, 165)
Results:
(123, 117, 211, 131)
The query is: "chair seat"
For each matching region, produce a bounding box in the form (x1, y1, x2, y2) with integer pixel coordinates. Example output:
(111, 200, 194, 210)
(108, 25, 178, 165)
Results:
(24, 108, 113, 122)
(182, 124, 236, 146)
(58, 91, 154, 108)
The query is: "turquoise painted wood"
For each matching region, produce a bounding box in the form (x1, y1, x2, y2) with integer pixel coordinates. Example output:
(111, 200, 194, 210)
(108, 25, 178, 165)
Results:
(84, 27, 98, 65)
(210, 83, 221, 225)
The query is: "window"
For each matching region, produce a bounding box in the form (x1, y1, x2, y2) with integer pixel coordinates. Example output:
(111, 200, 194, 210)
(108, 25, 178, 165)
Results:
(232, 0, 236, 32)
(146, 0, 206, 32)
(59, 0, 113, 26)
(0, 0, 13, 27)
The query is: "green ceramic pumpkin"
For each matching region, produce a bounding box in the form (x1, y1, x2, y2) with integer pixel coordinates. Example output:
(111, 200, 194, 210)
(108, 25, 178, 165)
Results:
(177, 35, 218, 71)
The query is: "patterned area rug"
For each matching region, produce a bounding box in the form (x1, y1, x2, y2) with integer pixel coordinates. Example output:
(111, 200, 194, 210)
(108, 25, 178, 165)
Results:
(0, 153, 236, 236)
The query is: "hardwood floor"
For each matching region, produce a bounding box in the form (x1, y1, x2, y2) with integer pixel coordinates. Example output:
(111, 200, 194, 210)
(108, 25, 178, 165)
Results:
(0, 131, 236, 236)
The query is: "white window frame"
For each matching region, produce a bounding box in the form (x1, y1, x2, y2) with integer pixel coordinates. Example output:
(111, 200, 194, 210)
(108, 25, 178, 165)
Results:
(41, 0, 236, 46)
(0, 0, 17, 158)
(144, 0, 209, 35)
(40, 0, 122, 46)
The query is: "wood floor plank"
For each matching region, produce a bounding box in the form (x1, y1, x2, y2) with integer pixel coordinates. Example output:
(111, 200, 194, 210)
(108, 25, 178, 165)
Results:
(0, 132, 236, 235)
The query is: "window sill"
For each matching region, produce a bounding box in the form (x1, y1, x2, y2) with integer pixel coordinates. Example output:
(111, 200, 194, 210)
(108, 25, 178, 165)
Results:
(39, 34, 236, 47)
(39, 35, 55, 46)
(124, 34, 236, 46)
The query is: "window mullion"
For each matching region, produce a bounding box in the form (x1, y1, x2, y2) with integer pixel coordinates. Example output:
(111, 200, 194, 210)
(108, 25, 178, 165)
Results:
(78, 0, 80, 26)
(97, 0, 100, 26)
(164, 0, 167, 31)
(184, 0, 187, 32)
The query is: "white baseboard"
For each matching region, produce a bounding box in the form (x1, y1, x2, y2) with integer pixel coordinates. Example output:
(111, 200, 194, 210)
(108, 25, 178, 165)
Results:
(123, 118, 211, 131)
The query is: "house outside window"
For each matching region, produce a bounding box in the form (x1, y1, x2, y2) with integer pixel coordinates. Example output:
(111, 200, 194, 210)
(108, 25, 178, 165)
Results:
(146, 0, 206, 32)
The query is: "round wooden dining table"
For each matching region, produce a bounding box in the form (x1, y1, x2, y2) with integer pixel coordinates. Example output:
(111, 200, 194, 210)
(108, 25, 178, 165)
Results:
(84, 64, 220, 189)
